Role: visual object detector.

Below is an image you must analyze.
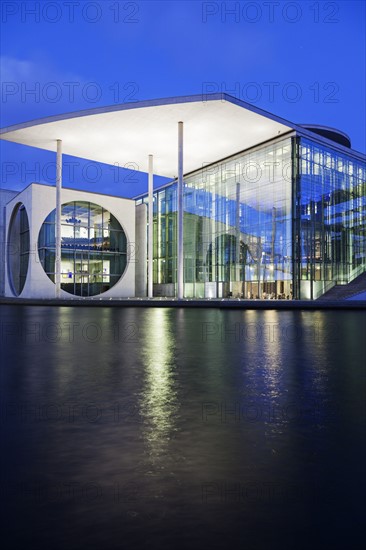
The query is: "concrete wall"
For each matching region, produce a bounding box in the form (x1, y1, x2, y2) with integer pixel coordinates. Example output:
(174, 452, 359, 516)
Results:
(4, 184, 136, 299)
(135, 203, 147, 296)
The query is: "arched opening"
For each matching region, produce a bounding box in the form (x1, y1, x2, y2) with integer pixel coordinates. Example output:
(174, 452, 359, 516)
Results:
(7, 203, 30, 296)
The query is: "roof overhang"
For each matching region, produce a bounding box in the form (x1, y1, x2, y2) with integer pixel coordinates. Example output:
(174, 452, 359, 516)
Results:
(0, 94, 296, 178)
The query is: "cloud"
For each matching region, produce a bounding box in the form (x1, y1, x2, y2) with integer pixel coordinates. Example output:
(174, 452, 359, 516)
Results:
(0, 56, 36, 81)
(0, 55, 101, 126)
(0, 55, 86, 86)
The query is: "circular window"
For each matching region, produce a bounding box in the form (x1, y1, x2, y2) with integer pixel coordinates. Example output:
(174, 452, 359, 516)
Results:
(38, 201, 128, 296)
(7, 203, 30, 296)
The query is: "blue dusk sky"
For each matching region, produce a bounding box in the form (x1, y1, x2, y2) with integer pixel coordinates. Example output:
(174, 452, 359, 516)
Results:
(1, 0, 365, 198)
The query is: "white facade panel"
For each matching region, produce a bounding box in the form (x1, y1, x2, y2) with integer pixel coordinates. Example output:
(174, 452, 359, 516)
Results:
(4, 184, 136, 299)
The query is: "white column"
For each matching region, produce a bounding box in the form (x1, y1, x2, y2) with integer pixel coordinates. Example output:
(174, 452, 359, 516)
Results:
(148, 154, 153, 298)
(177, 121, 184, 299)
(236, 181, 241, 285)
(55, 139, 62, 299)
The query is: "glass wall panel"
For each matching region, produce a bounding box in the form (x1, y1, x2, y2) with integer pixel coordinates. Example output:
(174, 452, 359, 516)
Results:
(19, 206, 30, 293)
(38, 201, 128, 296)
(141, 137, 293, 298)
(7, 203, 30, 296)
(139, 135, 365, 299)
(297, 138, 366, 298)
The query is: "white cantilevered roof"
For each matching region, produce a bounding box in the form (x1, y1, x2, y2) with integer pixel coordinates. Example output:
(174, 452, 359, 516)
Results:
(0, 94, 295, 178)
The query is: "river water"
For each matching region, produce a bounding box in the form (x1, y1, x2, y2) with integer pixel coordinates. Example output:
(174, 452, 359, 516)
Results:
(1, 306, 365, 550)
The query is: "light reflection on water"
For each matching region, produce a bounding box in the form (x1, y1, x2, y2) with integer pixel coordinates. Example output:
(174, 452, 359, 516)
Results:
(1, 305, 365, 550)
(139, 309, 179, 458)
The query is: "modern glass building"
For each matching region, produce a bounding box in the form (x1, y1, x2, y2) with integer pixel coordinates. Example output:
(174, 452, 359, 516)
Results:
(135, 132, 365, 300)
(1, 94, 365, 300)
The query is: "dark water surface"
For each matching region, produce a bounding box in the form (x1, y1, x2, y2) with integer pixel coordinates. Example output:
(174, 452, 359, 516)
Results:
(1, 306, 365, 550)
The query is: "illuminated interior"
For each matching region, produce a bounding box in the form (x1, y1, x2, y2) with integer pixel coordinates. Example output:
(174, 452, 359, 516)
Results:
(38, 201, 127, 296)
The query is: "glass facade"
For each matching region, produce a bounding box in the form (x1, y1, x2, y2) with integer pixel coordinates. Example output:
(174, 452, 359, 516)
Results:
(19, 205, 30, 294)
(138, 133, 365, 299)
(38, 201, 127, 296)
(7, 204, 30, 296)
(295, 137, 366, 299)
(140, 137, 294, 298)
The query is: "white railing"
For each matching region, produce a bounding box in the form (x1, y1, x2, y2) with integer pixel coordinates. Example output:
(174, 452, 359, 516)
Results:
(313, 279, 336, 300)
(348, 264, 365, 283)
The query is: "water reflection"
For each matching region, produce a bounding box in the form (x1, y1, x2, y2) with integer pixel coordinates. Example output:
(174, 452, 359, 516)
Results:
(139, 309, 179, 460)
(1, 305, 364, 550)
(260, 310, 282, 401)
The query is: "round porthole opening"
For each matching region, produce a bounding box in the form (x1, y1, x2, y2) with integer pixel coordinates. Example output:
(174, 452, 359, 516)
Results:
(7, 203, 30, 296)
(38, 201, 128, 297)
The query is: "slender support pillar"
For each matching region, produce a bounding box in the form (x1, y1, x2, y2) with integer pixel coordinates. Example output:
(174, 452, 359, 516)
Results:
(55, 139, 62, 299)
(235, 182, 241, 289)
(177, 121, 184, 299)
(148, 154, 154, 298)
